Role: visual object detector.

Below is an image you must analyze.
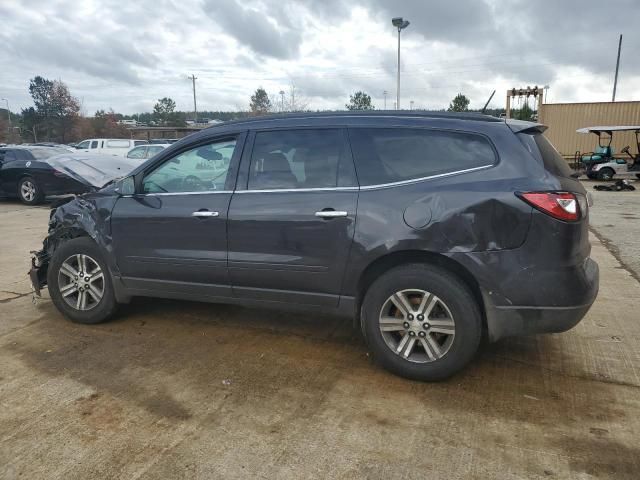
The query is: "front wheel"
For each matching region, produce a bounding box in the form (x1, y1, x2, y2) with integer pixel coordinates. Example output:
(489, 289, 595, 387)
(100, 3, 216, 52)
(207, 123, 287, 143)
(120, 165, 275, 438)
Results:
(361, 264, 482, 381)
(18, 176, 43, 205)
(47, 237, 118, 324)
(597, 168, 615, 181)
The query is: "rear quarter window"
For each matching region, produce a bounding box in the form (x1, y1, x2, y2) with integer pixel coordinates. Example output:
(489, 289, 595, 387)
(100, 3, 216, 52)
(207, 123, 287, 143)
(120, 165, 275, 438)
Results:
(348, 128, 496, 186)
(518, 133, 573, 178)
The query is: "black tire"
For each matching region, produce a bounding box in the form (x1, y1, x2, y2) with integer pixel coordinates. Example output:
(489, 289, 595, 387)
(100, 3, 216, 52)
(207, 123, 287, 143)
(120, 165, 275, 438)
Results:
(47, 237, 118, 324)
(18, 176, 44, 205)
(597, 168, 615, 181)
(361, 264, 482, 381)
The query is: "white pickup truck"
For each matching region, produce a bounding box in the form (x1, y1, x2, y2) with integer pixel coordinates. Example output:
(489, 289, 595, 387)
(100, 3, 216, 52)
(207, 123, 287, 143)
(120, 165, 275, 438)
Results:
(74, 138, 148, 157)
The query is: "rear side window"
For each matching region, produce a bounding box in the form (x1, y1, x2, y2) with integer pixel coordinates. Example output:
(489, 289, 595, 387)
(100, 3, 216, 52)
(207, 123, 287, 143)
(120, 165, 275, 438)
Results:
(519, 133, 573, 178)
(349, 128, 496, 186)
(134, 140, 148, 146)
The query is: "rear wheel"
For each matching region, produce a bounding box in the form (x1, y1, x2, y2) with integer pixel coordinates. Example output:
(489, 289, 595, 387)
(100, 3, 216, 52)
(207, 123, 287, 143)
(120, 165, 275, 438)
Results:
(597, 168, 615, 181)
(18, 176, 43, 205)
(361, 264, 482, 381)
(47, 237, 118, 324)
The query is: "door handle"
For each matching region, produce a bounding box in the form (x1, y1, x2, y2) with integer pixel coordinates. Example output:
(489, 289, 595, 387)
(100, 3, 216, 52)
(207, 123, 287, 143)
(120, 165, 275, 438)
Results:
(315, 210, 348, 218)
(192, 211, 219, 217)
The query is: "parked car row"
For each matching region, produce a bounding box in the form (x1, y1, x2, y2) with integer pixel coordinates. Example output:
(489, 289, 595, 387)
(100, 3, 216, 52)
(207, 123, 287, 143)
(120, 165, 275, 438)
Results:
(29, 111, 599, 381)
(0, 145, 141, 204)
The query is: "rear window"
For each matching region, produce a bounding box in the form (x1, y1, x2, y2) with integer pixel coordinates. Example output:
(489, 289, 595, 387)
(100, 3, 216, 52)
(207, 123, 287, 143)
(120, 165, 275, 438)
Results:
(29, 148, 67, 159)
(519, 133, 573, 178)
(106, 140, 130, 148)
(348, 128, 496, 186)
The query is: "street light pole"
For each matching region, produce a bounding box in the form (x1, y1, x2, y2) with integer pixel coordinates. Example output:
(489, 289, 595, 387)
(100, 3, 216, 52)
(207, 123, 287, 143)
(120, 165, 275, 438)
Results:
(279, 90, 285, 112)
(392, 17, 410, 110)
(383, 90, 388, 109)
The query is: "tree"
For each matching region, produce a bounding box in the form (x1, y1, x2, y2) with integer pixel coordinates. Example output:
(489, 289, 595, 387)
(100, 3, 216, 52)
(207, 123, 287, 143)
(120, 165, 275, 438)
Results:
(50, 80, 80, 142)
(284, 81, 309, 112)
(20, 107, 41, 142)
(27, 76, 80, 142)
(448, 93, 470, 112)
(346, 91, 374, 110)
(153, 97, 177, 125)
(250, 88, 271, 115)
(28, 76, 54, 140)
(513, 101, 534, 121)
(91, 109, 127, 137)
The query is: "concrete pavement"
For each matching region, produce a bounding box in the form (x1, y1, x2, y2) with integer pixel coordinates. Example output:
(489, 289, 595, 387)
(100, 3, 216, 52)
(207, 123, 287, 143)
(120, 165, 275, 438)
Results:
(1, 198, 639, 479)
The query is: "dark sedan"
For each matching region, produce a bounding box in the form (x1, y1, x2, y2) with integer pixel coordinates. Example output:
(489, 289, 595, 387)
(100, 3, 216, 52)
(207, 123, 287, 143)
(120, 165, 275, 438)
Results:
(0, 146, 139, 205)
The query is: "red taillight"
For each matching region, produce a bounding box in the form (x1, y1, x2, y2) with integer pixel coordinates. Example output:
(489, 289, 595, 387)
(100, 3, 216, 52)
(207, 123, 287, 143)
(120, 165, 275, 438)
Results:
(518, 192, 580, 222)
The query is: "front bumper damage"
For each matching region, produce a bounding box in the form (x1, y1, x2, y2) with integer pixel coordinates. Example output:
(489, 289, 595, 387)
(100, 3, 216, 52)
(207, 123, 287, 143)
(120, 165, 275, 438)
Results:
(29, 249, 50, 297)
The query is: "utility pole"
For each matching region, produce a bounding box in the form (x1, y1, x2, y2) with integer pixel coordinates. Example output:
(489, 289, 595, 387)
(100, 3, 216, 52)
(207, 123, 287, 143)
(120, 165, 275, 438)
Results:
(189, 74, 198, 121)
(1, 98, 10, 141)
(279, 90, 285, 112)
(410, 100, 414, 110)
(383, 90, 388, 109)
(612, 34, 622, 102)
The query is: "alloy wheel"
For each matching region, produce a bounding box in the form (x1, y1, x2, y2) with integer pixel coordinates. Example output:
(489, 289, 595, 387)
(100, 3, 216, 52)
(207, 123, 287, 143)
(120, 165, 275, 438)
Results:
(57, 254, 105, 311)
(379, 289, 456, 363)
(20, 181, 36, 202)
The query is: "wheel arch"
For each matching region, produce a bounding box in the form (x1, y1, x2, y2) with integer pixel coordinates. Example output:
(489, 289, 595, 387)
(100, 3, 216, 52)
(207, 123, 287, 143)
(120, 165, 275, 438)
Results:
(355, 250, 486, 330)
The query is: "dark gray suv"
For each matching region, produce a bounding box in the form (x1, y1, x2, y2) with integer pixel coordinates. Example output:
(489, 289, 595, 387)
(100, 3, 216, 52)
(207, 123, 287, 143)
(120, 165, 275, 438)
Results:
(30, 112, 599, 380)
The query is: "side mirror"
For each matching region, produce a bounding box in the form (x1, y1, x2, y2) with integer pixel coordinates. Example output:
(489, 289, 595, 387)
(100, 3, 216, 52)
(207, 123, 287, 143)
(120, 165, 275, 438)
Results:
(114, 176, 135, 195)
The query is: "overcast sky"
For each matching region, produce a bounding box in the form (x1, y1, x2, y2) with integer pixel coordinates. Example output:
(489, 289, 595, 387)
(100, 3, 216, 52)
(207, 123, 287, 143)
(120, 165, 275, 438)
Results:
(1, 0, 639, 115)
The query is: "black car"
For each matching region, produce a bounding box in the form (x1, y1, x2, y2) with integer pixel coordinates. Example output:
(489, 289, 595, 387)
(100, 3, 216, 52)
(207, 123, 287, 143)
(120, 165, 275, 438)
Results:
(0, 147, 139, 205)
(29, 112, 599, 380)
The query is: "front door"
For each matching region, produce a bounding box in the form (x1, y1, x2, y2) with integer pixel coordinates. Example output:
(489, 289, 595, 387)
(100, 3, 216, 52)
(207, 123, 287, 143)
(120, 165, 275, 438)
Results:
(227, 128, 359, 306)
(111, 134, 244, 298)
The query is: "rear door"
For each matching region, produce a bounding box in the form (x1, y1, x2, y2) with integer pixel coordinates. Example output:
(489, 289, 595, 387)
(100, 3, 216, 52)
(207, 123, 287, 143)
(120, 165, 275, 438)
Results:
(111, 133, 245, 297)
(227, 128, 359, 306)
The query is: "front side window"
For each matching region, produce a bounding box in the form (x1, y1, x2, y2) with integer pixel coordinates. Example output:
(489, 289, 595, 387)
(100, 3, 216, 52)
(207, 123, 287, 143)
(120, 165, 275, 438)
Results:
(248, 129, 349, 190)
(349, 128, 497, 186)
(142, 138, 236, 193)
(127, 146, 147, 159)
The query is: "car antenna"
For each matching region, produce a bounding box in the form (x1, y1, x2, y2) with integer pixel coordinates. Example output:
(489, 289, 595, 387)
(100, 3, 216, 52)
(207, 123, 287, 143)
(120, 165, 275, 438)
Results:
(481, 90, 496, 115)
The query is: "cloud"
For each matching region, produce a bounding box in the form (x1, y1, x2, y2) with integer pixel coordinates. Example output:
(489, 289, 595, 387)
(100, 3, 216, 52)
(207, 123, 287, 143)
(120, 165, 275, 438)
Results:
(202, 0, 302, 60)
(0, 0, 638, 114)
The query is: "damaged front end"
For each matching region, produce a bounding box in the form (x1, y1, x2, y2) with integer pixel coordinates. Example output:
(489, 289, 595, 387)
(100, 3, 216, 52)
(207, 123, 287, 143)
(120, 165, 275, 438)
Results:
(28, 192, 120, 297)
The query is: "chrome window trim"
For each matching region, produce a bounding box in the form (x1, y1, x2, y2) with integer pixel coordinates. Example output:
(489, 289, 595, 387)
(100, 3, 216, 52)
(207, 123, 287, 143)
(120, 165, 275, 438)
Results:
(358, 164, 494, 190)
(122, 164, 493, 197)
(238, 186, 359, 194)
(125, 190, 233, 197)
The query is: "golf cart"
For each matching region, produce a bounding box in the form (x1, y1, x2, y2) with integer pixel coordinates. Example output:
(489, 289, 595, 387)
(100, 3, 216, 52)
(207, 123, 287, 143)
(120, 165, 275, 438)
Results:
(576, 126, 640, 180)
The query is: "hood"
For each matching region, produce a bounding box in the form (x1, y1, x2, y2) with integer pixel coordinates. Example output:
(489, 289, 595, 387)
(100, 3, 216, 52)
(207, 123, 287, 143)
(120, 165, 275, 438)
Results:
(46, 153, 141, 188)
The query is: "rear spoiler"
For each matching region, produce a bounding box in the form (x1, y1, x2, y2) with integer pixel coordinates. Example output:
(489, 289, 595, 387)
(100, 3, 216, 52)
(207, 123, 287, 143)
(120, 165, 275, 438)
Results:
(505, 119, 548, 134)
